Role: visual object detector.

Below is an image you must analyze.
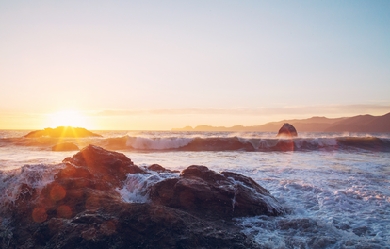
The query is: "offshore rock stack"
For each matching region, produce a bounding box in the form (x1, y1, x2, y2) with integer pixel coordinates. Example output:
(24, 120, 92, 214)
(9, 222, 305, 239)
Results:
(276, 123, 298, 138)
(274, 123, 298, 151)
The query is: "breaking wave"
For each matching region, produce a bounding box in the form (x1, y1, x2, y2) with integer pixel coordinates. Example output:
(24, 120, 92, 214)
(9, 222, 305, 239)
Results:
(103, 136, 390, 152)
(1, 131, 390, 152)
(0, 163, 65, 212)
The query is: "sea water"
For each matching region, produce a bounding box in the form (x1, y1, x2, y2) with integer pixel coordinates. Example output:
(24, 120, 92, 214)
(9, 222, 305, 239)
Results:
(0, 130, 389, 248)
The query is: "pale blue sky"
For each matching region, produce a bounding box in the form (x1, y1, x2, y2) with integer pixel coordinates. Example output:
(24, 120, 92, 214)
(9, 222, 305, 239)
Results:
(1, 1, 389, 129)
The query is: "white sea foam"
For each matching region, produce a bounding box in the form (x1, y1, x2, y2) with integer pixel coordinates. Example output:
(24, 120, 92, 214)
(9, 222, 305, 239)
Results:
(117, 170, 177, 203)
(293, 138, 338, 149)
(0, 163, 64, 210)
(253, 139, 279, 150)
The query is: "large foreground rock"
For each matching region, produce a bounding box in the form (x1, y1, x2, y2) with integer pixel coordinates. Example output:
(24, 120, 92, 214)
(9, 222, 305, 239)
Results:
(2, 145, 283, 248)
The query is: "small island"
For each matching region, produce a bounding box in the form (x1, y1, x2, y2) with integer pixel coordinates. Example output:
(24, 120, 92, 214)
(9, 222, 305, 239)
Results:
(23, 126, 102, 138)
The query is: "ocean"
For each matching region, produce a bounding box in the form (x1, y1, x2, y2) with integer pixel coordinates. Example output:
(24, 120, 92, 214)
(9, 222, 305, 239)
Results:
(1, 130, 389, 248)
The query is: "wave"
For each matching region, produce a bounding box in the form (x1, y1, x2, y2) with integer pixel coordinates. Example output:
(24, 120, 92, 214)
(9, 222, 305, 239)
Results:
(0, 163, 64, 211)
(102, 136, 390, 152)
(126, 137, 193, 150)
(1, 133, 390, 152)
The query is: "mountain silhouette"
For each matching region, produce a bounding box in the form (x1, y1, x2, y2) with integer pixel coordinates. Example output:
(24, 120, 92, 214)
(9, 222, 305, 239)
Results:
(172, 112, 390, 132)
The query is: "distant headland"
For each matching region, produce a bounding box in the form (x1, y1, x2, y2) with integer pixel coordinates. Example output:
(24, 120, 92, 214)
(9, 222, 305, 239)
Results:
(172, 112, 390, 132)
(23, 126, 102, 138)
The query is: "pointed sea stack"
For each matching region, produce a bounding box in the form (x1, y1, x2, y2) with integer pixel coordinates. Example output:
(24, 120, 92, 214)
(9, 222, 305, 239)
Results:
(277, 123, 298, 138)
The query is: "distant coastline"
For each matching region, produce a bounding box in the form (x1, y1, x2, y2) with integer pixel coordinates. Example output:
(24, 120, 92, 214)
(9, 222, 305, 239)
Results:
(172, 112, 390, 132)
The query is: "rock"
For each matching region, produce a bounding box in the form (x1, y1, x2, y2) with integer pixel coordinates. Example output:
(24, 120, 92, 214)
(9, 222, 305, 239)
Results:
(24, 126, 102, 138)
(352, 226, 368, 236)
(63, 144, 145, 188)
(13, 202, 256, 249)
(3, 146, 282, 248)
(277, 123, 298, 138)
(274, 123, 298, 150)
(150, 165, 283, 220)
(147, 164, 179, 173)
(52, 142, 79, 151)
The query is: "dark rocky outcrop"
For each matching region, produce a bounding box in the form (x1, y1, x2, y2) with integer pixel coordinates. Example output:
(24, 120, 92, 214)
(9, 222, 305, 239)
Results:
(150, 165, 282, 220)
(273, 123, 298, 151)
(52, 142, 79, 151)
(277, 123, 298, 138)
(24, 126, 102, 138)
(2, 145, 282, 248)
(147, 163, 180, 173)
(25, 203, 256, 249)
(63, 145, 145, 188)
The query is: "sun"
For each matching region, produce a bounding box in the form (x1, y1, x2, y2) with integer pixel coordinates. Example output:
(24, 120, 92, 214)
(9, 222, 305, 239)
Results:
(46, 110, 89, 128)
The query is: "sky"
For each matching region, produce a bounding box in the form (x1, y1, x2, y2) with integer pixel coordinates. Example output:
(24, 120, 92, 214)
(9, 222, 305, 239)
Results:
(1, 0, 389, 130)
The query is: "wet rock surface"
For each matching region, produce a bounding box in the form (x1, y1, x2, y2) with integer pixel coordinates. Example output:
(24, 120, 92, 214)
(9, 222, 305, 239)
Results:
(1, 145, 282, 249)
(63, 145, 145, 188)
(147, 163, 180, 173)
(150, 165, 282, 220)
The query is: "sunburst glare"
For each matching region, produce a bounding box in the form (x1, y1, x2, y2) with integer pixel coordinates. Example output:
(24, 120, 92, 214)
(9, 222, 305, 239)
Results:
(46, 110, 89, 128)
